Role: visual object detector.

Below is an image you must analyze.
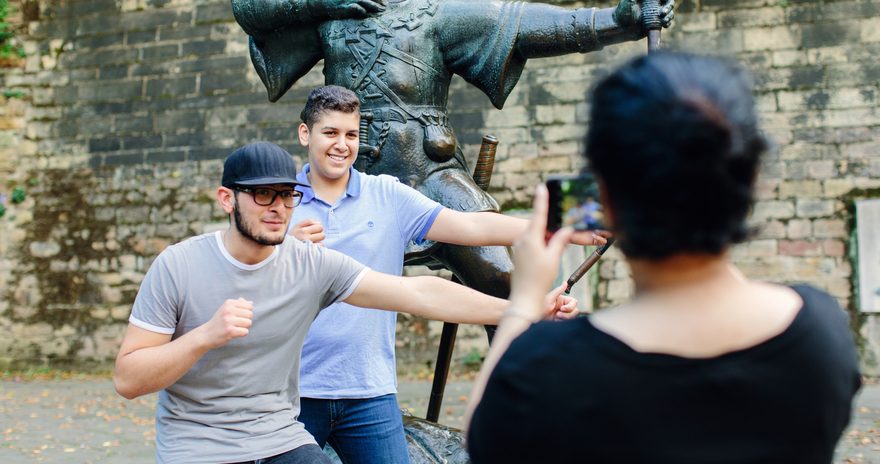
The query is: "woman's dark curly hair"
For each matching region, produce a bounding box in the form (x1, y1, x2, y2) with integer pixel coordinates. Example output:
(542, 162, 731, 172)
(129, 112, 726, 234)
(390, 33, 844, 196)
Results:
(585, 52, 768, 260)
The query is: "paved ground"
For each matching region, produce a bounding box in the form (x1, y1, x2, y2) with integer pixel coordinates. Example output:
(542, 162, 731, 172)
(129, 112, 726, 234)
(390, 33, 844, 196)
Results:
(1, 377, 878, 463)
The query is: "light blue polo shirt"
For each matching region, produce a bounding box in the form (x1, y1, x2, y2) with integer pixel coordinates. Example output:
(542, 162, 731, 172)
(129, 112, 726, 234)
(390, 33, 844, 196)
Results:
(292, 165, 443, 398)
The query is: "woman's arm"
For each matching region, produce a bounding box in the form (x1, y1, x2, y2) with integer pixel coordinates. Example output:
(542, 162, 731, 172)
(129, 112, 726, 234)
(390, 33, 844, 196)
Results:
(465, 185, 575, 428)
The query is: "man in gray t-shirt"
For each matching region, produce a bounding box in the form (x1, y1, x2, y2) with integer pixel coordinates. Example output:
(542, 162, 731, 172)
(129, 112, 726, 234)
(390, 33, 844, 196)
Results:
(114, 142, 577, 464)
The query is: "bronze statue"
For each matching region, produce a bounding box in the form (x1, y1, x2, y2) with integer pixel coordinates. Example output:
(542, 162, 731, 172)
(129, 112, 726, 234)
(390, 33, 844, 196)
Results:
(232, 0, 673, 302)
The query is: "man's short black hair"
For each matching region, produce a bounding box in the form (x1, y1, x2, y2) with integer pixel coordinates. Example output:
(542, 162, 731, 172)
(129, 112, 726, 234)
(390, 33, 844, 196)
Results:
(300, 85, 361, 128)
(585, 52, 768, 260)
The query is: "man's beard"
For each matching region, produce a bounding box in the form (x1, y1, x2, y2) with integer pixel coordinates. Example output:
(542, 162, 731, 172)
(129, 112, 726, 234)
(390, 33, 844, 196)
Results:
(233, 201, 285, 246)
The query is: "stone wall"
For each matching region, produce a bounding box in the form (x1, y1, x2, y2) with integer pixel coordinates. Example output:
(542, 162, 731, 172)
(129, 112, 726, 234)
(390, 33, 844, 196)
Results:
(0, 0, 878, 372)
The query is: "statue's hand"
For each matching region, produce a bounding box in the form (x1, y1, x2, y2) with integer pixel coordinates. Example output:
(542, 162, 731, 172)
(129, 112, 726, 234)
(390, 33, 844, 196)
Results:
(312, 0, 387, 19)
(613, 0, 675, 38)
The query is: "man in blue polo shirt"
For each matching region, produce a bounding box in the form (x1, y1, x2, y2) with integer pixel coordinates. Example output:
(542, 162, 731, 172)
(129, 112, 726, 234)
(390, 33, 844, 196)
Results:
(290, 86, 604, 463)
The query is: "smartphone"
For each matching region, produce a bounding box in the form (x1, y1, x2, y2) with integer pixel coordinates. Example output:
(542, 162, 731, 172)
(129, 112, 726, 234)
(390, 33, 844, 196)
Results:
(545, 172, 605, 233)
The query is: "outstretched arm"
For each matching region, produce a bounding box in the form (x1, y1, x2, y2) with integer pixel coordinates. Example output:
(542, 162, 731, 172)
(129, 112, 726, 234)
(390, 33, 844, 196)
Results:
(514, 0, 675, 58)
(113, 298, 254, 399)
(424, 208, 607, 248)
(344, 268, 577, 325)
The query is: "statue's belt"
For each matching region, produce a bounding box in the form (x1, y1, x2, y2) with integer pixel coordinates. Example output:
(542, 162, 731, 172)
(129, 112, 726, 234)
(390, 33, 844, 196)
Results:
(358, 105, 456, 163)
(360, 105, 446, 125)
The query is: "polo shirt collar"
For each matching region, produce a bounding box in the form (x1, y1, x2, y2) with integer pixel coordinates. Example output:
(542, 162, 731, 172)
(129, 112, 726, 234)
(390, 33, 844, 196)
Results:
(297, 164, 362, 205)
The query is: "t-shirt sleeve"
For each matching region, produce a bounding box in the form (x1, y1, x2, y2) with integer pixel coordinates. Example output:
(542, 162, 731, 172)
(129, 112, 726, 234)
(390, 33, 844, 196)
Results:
(314, 245, 369, 310)
(129, 249, 182, 335)
(385, 176, 443, 244)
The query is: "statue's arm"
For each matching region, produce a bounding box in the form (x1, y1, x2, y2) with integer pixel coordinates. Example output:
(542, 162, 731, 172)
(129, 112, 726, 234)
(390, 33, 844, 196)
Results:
(515, 0, 675, 58)
(232, 0, 387, 35)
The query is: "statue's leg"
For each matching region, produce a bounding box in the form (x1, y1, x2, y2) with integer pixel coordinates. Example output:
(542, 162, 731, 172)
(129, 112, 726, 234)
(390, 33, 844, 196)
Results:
(433, 243, 513, 341)
(422, 241, 512, 422)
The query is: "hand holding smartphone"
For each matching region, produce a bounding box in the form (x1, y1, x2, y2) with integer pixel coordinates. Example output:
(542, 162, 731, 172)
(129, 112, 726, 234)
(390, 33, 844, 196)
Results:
(545, 172, 614, 295)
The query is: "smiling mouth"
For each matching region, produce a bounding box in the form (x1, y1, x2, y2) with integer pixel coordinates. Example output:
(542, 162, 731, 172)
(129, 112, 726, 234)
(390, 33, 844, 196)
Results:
(327, 153, 348, 162)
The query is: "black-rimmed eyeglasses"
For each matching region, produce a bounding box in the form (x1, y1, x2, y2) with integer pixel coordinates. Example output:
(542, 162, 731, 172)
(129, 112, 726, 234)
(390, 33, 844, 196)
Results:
(234, 187, 303, 208)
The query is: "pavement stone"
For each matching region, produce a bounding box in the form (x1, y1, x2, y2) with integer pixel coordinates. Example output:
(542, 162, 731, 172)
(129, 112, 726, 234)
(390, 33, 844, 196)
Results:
(1, 378, 877, 463)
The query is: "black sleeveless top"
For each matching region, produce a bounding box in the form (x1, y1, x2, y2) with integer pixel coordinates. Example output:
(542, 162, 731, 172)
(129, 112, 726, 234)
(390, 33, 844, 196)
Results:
(468, 285, 861, 464)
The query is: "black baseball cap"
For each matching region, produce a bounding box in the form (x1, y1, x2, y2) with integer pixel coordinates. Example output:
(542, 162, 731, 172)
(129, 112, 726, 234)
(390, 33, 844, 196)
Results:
(221, 142, 310, 189)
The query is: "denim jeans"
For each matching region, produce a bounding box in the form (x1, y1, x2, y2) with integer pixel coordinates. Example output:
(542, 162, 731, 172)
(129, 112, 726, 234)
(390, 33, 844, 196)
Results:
(299, 394, 411, 464)
(229, 444, 330, 464)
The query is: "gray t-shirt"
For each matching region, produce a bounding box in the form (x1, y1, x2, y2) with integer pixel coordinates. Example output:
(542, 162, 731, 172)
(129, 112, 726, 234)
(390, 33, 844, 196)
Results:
(129, 231, 367, 464)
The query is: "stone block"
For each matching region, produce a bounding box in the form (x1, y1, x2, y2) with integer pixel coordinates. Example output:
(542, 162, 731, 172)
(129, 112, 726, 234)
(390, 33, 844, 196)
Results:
(118, 9, 188, 31)
(78, 32, 126, 50)
(754, 177, 780, 200)
(140, 43, 179, 61)
(779, 179, 822, 198)
(860, 16, 880, 42)
(90, 307, 110, 319)
(675, 29, 744, 54)
(756, 220, 786, 239)
(779, 143, 839, 161)
(159, 24, 213, 41)
(796, 199, 836, 218)
(181, 39, 228, 58)
(201, 71, 252, 94)
(824, 178, 855, 197)
(842, 143, 880, 159)
(29, 240, 61, 258)
(146, 76, 197, 99)
(537, 141, 579, 158)
(822, 239, 846, 257)
(772, 50, 808, 67)
(126, 29, 157, 45)
(534, 104, 577, 125)
(813, 219, 848, 238)
(786, 219, 812, 239)
(154, 110, 205, 132)
(779, 239, 823, 256)
(195, 2, 234, 24)
(532, 124, 585, 144)
(484, 106, 530, 128)
(801, 21, 862, 49)
(743, 25, 802, 51)
(806, 160, 836, 179)
(747, 239, 778, 257)
(122, 135, 162, 150)
(751, 200, 795, 221)
(111, 305, 131, 320)
(176, 55, 250, 75)
(719, 7, 785, 28)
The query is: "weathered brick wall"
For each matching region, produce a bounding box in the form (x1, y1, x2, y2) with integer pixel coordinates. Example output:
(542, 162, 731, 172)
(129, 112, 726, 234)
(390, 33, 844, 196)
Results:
(0, 0, 878, 372)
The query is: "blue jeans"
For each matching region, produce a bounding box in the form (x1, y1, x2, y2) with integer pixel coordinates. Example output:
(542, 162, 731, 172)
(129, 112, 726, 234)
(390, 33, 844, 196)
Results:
(229, 444, 330, 464)
(299, 394, 411, 464)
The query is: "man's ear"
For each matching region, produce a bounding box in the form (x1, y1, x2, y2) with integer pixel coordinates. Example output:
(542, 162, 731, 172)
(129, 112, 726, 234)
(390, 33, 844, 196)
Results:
(217, 187, 235, 214)
(298, 123, 310, 147)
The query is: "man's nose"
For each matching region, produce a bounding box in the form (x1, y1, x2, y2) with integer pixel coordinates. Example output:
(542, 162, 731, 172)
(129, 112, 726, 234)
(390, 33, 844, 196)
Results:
(268, 192, 286, 209)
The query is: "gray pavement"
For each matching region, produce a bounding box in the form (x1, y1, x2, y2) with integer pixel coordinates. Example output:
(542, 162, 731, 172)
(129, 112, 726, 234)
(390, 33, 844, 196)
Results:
(0, 377, 877, 463)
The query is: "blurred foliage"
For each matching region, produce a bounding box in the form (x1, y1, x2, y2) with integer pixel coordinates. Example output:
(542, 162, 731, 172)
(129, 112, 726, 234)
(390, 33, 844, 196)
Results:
(11, 186, 25, 203)
(0, 0, 25, 60)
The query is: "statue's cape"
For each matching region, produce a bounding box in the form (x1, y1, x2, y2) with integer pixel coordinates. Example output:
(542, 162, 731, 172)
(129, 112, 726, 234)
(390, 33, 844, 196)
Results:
(248, 27, 323, 102)
(439, 0, 527, 110)
(246, 1, 527, 108)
